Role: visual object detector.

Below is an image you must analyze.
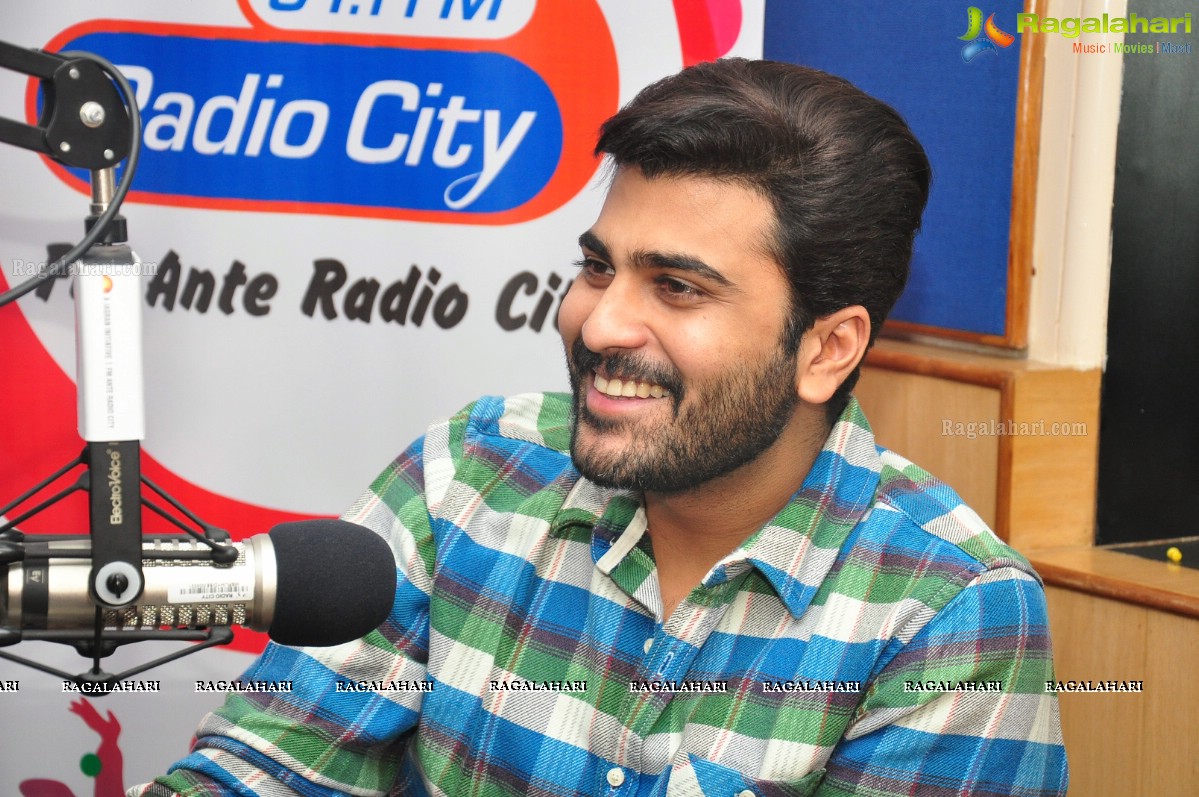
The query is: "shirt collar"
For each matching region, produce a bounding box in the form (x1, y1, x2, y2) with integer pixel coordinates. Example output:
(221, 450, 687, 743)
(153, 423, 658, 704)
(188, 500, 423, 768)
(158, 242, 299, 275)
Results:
(551, 479, 661, 614)
(739, 398, 882, 618)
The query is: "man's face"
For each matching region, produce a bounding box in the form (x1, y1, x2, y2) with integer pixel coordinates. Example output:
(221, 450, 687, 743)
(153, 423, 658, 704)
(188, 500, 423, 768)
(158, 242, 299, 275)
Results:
(558, 167, 802, 493)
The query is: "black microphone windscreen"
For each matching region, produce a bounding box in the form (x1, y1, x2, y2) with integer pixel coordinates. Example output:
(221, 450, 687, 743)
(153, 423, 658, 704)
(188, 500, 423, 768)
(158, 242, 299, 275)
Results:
(267, 519, 396, 646)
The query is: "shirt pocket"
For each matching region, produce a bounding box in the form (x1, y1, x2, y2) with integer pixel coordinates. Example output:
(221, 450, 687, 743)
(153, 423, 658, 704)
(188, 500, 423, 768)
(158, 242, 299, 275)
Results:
(665, 753, 826, 797)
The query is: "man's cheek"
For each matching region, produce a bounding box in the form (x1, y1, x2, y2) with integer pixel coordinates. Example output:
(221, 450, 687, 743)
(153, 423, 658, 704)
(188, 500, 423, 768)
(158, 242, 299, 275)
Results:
(555, 283, 589, 340)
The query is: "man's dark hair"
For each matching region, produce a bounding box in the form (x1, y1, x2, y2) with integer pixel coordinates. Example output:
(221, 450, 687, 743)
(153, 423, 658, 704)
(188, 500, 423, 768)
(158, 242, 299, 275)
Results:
(595, 58, 931, 422)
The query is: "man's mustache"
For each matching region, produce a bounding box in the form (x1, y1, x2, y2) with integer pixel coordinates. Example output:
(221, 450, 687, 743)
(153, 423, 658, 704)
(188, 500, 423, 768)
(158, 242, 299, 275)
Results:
(569, 338, 685, 399)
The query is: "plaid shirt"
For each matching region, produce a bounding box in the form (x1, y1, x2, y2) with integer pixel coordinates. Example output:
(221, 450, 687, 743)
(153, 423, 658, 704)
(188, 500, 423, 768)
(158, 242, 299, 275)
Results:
(131, 393, 1067, 797)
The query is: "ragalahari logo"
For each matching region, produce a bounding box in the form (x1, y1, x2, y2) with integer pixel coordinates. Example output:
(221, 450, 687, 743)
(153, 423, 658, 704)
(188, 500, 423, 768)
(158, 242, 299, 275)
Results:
(959, 7, 1016, 62)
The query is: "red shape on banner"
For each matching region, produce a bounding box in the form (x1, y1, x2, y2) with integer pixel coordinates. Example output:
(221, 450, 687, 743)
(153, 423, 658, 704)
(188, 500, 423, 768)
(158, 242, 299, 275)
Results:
(18, 782, 75, 797)
(19, 699, 125, 797)
(672, 0, 743, 65)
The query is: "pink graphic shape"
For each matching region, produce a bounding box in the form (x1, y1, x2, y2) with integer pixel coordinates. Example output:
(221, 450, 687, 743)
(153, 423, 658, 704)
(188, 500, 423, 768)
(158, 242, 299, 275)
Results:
(672, 0, 743, 65)
(19, 782, 76, 797)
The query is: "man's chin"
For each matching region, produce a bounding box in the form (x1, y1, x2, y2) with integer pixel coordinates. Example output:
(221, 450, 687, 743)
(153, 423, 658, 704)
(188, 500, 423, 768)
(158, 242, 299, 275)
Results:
(569, 426, 637, 483)
(570, 427, 623, 464)
(568, 452, 639, 491)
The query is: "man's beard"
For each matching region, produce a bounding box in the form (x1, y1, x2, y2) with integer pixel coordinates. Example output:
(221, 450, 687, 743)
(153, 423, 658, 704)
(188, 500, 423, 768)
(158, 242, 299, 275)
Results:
(566, 337, 799, 493)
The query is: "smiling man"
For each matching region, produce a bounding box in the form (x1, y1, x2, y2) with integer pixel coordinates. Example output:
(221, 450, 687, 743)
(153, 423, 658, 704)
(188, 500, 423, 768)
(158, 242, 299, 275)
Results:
(563, 168, 848, 621)
(132, 60, 1068, 797)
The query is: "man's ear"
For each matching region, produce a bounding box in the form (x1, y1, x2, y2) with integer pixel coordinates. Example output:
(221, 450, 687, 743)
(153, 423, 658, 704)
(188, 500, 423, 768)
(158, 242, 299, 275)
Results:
(795, 305, 871, 405)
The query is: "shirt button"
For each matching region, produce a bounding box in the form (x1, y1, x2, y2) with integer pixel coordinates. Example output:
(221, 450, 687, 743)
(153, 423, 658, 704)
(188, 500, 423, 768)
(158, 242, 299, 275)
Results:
(606, 767, 625, 787)
(643, 637, 653, 654)
(736, 791, 756, 797)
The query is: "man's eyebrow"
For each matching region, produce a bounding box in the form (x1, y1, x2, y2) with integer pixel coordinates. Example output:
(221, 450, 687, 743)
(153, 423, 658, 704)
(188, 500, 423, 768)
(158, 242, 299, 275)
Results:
(577, 230, 610, 261)
(634, 250, 734, 288)
(577, 230, 736, 289)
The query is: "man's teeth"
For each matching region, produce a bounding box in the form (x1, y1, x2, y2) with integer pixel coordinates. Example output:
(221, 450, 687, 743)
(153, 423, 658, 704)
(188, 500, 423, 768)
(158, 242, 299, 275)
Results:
(593, 374, 668, 399)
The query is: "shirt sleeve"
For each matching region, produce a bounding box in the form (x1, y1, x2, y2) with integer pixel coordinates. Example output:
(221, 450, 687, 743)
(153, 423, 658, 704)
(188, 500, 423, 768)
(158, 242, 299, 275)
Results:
(126, 422, 451, 797)
(815, 566, 1069, 797)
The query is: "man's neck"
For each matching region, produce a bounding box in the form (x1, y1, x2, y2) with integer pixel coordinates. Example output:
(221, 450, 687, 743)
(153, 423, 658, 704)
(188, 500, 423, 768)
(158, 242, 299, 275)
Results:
(643, 404, 831, 620)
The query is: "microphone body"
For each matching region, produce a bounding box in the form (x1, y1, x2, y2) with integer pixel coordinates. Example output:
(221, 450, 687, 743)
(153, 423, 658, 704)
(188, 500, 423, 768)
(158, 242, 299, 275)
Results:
(4, 535, 276, 632)
(0, 519, 397, 647)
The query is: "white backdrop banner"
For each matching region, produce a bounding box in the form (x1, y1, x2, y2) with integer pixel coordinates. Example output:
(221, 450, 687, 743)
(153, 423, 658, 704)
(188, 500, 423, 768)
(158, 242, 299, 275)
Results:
(0, 0, 763, 790)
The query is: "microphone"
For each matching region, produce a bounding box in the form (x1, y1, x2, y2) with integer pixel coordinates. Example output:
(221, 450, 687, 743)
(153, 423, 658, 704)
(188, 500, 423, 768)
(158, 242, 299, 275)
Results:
(1, 519, 397, 647)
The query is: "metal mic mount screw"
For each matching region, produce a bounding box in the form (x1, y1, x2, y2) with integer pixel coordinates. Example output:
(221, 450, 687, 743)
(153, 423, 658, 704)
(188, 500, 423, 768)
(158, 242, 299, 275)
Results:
(80, 100, 106, 128)
(106, 572, 130, 599)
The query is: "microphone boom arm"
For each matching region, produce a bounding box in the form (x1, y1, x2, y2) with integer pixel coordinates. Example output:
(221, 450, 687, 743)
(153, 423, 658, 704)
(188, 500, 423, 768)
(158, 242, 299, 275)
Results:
(0, 39, 129, 169)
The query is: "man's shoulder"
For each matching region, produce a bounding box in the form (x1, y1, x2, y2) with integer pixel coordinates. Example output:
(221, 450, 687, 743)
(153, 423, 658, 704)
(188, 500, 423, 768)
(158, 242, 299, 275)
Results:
(869, 445, 1034, 577)
(447, 392, 574, 456)
(455, 390, 573, 450)
(829, 399, 1032, 579)
(361, 392, 579, 526)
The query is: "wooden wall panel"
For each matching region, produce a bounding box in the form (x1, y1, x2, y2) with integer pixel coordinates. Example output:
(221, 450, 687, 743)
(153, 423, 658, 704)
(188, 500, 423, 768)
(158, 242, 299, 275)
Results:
(1141, 608, 1199, 794)
(1045, 585, 1199, 796)
(1006, 368, 1103, 550)
(856, 367, 1000, 527)
(858, 340, 1099, 550)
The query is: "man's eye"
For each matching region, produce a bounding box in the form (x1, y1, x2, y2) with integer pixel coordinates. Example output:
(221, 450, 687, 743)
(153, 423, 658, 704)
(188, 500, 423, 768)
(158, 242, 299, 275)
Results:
(658, 277, 702, 300)
(574, 258, 614, 281)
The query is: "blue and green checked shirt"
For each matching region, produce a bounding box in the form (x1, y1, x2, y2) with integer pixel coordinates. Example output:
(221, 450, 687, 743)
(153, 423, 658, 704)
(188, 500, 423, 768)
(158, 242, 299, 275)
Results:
(132, 393, 1067, 796)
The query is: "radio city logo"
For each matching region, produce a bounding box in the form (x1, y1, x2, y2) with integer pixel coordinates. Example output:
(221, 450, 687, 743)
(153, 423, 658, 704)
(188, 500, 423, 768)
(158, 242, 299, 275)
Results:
(958, 7, 1016, 62)
(38, 3, 618, 224)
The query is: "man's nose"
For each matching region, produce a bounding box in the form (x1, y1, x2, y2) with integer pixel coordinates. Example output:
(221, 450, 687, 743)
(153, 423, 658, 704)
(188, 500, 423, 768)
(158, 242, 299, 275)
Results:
(580, 277, 650, 353)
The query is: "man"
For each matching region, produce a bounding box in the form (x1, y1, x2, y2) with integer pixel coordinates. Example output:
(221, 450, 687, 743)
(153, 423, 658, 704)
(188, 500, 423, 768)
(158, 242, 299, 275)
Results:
(131, 59, 1067, 796)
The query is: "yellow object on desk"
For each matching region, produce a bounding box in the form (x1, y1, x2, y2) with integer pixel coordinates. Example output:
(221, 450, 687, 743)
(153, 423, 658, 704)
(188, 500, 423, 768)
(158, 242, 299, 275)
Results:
(1167, 546, 1183, 564)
